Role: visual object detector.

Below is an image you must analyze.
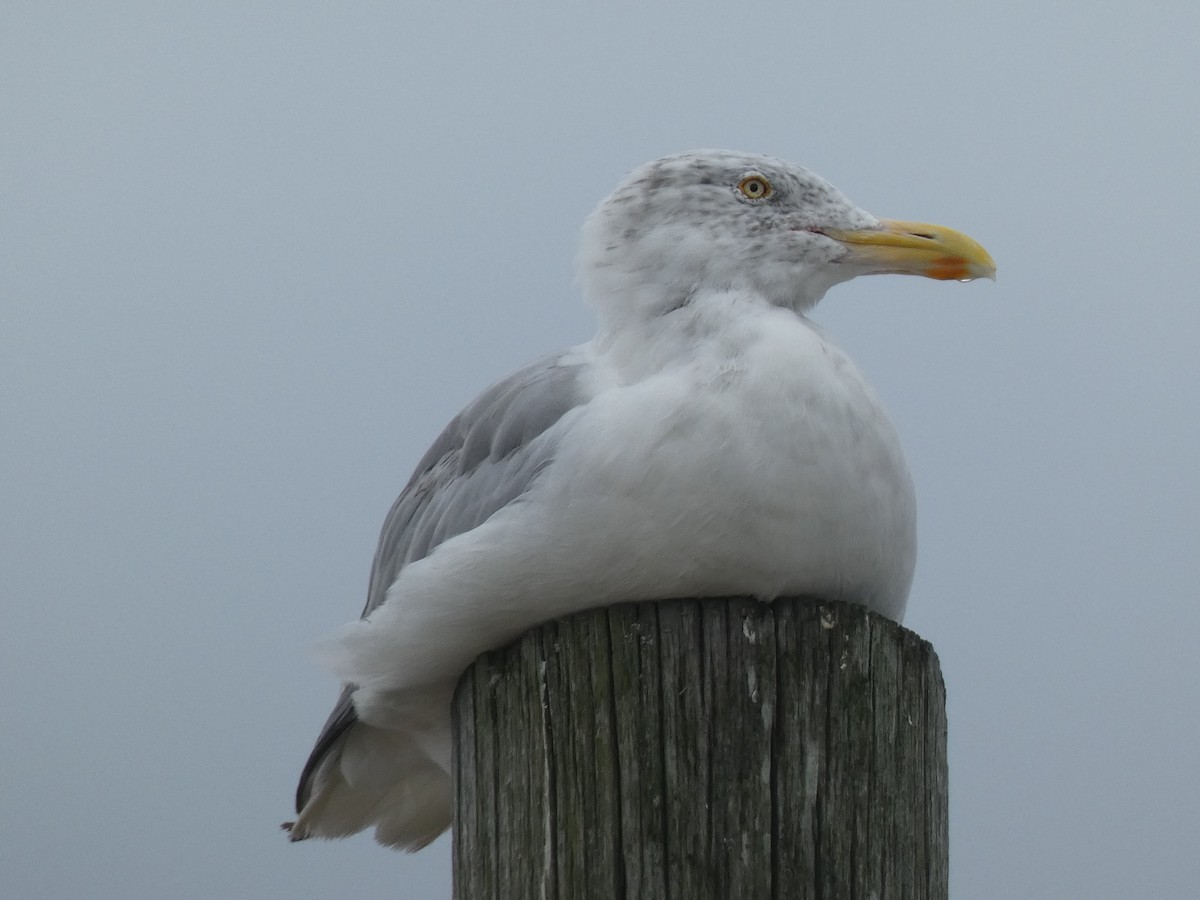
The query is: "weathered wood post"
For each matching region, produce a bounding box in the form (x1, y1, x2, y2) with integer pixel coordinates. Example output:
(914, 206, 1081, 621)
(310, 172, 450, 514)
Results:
(452, 597, 947, 899)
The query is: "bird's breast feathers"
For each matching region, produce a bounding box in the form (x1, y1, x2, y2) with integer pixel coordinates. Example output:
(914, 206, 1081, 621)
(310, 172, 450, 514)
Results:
(530, 309, 916, 615)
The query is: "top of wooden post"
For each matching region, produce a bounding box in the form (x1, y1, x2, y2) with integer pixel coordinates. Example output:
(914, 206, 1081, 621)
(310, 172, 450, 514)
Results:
(452, 597, 947, 900)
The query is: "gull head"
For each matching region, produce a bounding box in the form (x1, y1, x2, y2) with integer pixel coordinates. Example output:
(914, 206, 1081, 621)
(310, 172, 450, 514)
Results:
(579, 149, 994, 327)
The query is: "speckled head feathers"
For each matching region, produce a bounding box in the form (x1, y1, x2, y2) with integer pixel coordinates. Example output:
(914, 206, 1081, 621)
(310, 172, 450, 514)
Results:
(579, 150, 881, 326)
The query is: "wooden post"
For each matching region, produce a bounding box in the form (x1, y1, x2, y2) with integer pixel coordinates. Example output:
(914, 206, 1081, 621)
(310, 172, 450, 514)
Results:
(452, 597, 947, 900)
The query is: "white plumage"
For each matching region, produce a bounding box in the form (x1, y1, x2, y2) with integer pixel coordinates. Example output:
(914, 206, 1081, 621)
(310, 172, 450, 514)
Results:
(286, 149, 994, 849)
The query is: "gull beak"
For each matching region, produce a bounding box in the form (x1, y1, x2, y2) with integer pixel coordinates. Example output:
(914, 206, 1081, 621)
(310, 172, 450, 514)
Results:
(821, 219, 996, 282)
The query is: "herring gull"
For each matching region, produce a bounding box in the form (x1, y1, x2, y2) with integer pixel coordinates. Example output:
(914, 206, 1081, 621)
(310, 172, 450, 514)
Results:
(285, 149, 994, 849)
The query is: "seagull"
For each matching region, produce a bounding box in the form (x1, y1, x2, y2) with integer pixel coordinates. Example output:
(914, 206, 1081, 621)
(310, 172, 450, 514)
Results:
(285, 149, 994, 849)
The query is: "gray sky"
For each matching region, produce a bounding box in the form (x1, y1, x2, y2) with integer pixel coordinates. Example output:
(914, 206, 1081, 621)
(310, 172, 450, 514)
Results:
(3, 2, 1198, 897)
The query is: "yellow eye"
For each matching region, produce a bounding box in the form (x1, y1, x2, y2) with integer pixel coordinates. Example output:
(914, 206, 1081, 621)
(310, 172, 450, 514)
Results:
(737, 174, 773, 200)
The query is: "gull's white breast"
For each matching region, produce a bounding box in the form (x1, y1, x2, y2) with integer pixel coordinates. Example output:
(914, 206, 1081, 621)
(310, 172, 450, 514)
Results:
(534, 299, 916, 618)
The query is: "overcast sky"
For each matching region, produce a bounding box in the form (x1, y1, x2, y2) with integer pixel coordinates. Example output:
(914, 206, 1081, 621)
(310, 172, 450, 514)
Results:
(3, 2, 1199, 898)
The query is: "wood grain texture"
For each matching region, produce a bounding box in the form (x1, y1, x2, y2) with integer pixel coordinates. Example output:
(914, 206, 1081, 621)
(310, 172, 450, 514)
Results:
(452, 597, 947, 900)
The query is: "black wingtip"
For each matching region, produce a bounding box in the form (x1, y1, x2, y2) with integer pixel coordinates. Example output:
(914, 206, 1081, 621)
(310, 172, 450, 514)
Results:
(295, 687, 360, 813)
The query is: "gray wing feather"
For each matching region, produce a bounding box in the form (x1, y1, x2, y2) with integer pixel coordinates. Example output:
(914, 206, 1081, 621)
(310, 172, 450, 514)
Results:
(364, 351, 588, 614)
(296, 351, 588, 812)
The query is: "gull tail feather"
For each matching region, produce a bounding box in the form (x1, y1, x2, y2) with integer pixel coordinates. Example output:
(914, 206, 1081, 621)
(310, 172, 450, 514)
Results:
(285, 700, 451, 851)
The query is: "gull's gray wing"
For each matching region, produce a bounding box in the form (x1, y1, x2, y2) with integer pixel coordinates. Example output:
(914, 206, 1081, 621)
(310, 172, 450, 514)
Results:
(296, 351, 589, 813)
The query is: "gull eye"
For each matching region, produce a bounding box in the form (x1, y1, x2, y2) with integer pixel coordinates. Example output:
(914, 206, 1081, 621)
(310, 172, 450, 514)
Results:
(736, 174, 773, 201)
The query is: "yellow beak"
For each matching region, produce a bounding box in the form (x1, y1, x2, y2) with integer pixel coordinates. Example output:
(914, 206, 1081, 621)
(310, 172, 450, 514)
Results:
(822, 219, 996, 282)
